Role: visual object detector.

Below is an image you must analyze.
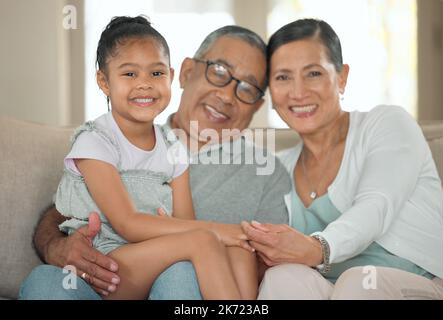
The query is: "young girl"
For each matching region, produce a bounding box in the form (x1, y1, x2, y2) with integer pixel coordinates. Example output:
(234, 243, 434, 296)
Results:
(55, 16, 257, 300)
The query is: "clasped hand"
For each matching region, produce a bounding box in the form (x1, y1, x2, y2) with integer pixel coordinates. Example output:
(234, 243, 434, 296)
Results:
(241, 221, 323, 267)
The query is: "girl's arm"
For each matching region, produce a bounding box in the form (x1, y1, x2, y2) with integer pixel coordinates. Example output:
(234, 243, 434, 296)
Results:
(75, 159, 251, 250)
(169, 168, 195, 220)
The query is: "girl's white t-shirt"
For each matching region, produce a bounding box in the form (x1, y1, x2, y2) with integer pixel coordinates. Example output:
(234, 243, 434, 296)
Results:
(64, 112, 188, 179)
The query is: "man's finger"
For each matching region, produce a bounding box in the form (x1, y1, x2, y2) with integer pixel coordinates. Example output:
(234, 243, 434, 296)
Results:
(77, 268, 114, 294)
(157, 207, 168, 217)
(92, 285, 109, 297)
(76, 258, 120, 290)
(79, 248, 120, 285)
(87, 212, 101, 239)
(81, 246, 118, 272)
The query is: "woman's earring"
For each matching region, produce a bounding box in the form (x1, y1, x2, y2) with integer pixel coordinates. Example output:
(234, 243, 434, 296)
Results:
(107, 96, 110, 112)
(339, 93, 344, 101)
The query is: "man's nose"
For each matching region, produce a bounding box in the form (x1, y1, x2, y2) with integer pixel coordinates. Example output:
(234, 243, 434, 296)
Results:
(215, 80, 236, 105)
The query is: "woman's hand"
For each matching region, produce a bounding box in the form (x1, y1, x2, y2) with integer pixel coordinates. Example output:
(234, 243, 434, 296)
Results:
(241, 221, 323, 267)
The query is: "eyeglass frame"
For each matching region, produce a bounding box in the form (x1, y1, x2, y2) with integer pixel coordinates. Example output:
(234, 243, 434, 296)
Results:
(193, 58, 265, 105)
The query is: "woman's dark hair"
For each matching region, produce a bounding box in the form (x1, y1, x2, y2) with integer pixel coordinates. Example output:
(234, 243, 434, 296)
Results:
(96, 15, 170, 72)
(267, 19, 343, 72)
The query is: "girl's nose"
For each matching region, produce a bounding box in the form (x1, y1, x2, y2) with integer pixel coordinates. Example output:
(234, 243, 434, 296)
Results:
(137, 77, 153, 90)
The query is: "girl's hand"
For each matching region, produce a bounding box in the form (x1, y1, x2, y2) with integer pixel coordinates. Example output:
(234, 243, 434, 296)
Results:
(241, 221, 322, 267)
(211, 223, 255, 252)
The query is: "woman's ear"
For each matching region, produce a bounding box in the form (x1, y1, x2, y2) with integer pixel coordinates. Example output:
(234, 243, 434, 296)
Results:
(179, 58, 195, 89)
(96, 70, 110, 96)
(338, 64, 350, 94)
(169, 67, 175, 84)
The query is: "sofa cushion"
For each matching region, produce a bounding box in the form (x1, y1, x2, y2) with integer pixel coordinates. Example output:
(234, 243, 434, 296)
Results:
(0, 117, 73, 299)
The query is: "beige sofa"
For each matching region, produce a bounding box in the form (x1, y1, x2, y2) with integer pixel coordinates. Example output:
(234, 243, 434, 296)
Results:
(1, 115, 443, 299)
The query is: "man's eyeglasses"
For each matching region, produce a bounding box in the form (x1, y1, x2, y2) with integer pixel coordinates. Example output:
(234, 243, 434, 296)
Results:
(193, 58, 264, 105)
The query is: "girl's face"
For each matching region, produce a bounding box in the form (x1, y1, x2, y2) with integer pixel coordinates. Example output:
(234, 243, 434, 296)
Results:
(269, 38, 349, 136)
(97, 37, 174, 126)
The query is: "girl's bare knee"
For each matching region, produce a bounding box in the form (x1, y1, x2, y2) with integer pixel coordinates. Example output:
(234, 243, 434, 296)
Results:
(187, 229, 223, 251)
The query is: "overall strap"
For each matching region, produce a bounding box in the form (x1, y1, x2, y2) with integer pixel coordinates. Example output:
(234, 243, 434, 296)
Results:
(70, 120, 123, 171)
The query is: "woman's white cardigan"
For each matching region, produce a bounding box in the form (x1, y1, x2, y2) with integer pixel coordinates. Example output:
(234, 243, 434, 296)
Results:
(279, 105, 443, 278)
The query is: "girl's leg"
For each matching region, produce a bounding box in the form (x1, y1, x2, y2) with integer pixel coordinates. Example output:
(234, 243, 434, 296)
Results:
(227, 247, 258, 300)
(105, 229, 241, 300)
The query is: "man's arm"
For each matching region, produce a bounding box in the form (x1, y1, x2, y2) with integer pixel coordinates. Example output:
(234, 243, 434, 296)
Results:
(32, 206, 120, 296)
(33, 205, 67, 264)
(255, 157, 291, 224)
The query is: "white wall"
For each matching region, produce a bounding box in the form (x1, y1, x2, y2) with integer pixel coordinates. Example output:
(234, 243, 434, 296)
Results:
(1, 0, 442, 126)
(0, 0, 78, 126)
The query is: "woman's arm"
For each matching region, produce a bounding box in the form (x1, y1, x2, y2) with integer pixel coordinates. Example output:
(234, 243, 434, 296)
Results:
(75, 159, 252, 250)
(169, 169, 195, 220)
(319, 107, 429, 263)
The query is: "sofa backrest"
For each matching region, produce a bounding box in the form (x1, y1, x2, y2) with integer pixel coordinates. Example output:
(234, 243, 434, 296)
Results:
(0, 117, 73, 299)
(1, 116, 443, 299)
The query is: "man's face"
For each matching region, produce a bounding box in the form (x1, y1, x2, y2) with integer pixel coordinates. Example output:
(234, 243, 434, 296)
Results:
(173, 36, 266, 145)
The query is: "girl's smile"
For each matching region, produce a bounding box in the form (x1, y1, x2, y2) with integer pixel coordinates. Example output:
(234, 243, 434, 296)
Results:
(97, 37, 174, 127)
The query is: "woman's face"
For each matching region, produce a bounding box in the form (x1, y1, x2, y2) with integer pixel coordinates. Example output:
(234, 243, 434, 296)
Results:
(269, 38, 349, 135)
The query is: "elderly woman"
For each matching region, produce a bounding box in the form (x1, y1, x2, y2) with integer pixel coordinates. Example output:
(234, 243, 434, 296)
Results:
(242, 19, 443, 299)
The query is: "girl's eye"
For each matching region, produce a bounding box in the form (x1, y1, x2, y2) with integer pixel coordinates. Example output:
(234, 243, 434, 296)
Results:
(124, 72, 135, 77)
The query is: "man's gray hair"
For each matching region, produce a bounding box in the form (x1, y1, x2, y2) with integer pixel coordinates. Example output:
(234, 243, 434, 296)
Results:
(194, 25, 268, 88)
(194, 25, 266, 59)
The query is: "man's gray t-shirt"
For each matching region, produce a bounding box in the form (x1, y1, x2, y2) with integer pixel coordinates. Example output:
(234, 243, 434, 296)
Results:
(162, 121, 291, 225)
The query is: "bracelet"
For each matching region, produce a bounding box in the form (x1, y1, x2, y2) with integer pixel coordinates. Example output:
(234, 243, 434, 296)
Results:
(311, 234, 331, 274)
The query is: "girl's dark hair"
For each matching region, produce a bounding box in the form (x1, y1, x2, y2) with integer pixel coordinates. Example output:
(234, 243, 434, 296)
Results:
(96, 15, 170, 72)
(267, 19, 343, 72)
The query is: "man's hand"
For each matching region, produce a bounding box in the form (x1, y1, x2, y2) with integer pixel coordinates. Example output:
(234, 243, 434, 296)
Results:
(241, 221, 323, 267)
(46, 212, 120, 296)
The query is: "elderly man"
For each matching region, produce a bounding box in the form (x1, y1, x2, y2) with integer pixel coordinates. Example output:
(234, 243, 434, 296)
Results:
(19, 25, 290, 300)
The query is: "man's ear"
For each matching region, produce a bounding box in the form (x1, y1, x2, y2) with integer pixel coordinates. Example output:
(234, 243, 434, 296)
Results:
(96, 70, 110, 97)
(338, 64, 350, 94)
(179, 58, 195, 89)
